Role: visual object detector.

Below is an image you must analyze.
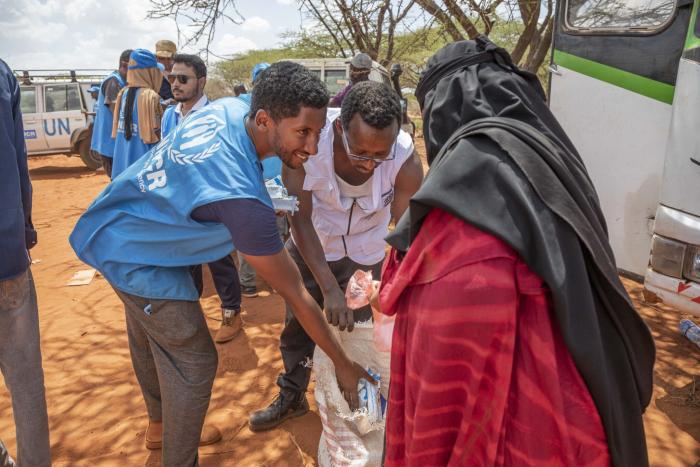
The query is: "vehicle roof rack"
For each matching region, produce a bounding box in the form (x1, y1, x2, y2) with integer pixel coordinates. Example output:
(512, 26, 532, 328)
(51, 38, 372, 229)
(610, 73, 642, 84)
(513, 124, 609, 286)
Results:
(13, 69, 112, 85)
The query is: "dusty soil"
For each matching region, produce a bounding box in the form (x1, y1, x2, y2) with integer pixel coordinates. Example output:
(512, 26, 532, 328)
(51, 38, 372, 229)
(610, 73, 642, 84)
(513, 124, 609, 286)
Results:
(0, 152, 698, 466)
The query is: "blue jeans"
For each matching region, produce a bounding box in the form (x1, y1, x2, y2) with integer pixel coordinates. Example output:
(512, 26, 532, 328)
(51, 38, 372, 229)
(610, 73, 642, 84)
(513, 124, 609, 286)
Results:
(0, 269, 51, 466)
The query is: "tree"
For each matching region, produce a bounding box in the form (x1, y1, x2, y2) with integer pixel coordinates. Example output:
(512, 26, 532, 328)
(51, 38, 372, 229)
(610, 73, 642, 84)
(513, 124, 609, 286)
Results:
(296, 0, 432, 66)
(148, 0, 244, 57)
(414, 0, 554, 73)
(149, 0, 554, 73)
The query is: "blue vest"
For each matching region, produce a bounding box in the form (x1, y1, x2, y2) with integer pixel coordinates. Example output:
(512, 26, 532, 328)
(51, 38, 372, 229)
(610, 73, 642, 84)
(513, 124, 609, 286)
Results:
(69, 97, 271, 300)
(161, 98, 210, 139)
(161, 105, 179, 139)
(90, 71, 124, 157)
(111, 88, 158, 178)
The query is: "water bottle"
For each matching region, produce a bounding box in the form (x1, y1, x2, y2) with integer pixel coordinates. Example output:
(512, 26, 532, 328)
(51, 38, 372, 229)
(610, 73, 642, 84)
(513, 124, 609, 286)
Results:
(679, 319, 700, 349)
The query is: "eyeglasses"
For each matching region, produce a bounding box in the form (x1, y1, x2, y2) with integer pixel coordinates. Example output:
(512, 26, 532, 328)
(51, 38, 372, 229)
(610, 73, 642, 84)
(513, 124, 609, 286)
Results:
(168, 74, 197, 84)
(340, 127, 396, 164)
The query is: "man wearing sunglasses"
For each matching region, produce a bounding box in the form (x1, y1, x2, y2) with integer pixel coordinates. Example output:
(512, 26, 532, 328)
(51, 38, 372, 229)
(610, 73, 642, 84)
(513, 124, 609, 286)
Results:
(249, 81, 423, 432)
(161, 54, 246, 346)
(161, 54, 208, 139)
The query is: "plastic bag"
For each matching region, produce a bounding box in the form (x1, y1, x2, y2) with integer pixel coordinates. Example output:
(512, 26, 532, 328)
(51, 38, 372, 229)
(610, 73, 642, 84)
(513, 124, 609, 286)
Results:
(345, 270, 375, 310)
(371, 305, 394, 353)
(346, 269, 394, 353)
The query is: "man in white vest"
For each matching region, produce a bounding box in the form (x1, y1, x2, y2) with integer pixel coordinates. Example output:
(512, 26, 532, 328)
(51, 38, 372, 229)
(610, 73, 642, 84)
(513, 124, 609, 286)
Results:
(249, 81, 424, 431)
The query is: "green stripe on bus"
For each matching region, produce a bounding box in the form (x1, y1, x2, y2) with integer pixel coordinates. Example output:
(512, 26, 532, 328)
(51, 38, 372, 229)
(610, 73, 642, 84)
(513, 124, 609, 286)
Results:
(553, 50, 675, 104)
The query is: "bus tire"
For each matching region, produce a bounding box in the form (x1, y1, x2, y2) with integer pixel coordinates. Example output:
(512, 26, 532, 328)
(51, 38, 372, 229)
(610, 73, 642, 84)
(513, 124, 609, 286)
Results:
(78, 138, 102, 170)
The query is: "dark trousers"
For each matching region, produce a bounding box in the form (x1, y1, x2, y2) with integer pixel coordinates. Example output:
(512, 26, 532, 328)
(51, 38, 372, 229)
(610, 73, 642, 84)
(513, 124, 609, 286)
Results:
(115, 288, 217, 467)
(100, 154, 113, 179)
(277, 239, 382, 395)
(191, 254, 241, 311)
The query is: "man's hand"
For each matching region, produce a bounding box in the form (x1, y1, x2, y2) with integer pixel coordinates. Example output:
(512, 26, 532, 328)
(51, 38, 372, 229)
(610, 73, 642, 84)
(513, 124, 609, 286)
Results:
(324, 286, 355, 332)
(335, 359, 376, 411)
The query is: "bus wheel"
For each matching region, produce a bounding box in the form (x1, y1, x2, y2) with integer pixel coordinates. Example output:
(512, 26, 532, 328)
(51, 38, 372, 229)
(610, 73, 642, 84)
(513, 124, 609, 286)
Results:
(78, 138, 102, 170)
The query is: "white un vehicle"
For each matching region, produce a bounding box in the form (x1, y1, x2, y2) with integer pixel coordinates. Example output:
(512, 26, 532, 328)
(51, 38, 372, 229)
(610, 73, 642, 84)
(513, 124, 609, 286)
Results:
(16, 69, 109, 170)
(550, 0, 700, 314)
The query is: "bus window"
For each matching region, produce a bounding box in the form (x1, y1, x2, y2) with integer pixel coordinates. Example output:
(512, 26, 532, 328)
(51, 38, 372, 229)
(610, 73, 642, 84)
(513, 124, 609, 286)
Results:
(324, 69, 348, 96)
(566, 0, 676, 31)
(20, 87, 37, 114)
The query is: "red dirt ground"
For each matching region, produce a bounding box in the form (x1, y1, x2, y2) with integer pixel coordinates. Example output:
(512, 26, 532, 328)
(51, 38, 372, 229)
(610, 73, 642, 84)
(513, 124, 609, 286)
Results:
(0, 151, 698, 466)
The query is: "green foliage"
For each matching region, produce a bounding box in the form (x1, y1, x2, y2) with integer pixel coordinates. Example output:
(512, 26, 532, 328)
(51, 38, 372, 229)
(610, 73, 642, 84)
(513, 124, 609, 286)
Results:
(213, 47, 307, 89)
(208, 15, 551, 101)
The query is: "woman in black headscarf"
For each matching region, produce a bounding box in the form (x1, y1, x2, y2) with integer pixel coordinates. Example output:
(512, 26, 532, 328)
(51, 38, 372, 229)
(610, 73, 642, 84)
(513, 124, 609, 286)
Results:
(376, 37, 655, 466)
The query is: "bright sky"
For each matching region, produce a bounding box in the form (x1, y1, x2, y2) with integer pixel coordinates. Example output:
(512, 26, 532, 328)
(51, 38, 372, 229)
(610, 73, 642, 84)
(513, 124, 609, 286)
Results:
(0, 0, 305, 70)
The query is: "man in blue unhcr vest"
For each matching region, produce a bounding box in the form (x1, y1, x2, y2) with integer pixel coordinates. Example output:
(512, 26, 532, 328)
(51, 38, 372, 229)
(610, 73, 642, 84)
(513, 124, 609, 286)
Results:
(70, 61, 374, 467)
(90, 49, 131, 178)
(161, 53, 244, 344)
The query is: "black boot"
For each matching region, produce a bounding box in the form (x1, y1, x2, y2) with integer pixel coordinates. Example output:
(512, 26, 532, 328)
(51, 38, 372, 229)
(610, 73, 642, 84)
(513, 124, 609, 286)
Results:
(249, 391, 309, 432)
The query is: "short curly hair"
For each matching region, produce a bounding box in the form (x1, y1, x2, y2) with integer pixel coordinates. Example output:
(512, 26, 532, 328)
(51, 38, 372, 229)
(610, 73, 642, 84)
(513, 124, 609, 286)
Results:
(251, 61, 329, 121)
(340, 81, 402, 130)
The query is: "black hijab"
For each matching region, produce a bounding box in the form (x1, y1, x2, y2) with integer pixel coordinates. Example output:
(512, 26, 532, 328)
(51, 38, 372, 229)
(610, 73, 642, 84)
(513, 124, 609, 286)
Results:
(388, 37, 655, 467)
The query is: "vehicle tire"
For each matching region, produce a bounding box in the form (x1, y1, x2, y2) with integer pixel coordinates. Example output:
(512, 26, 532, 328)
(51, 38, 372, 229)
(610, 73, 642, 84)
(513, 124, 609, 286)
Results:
(78, 138, 102, 170)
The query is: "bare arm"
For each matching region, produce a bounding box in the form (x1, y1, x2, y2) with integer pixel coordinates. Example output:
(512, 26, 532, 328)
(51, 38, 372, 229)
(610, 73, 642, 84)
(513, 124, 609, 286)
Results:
(391, 149, 424, 222)
(283, 163, 358, 331)
(242, 248, 373, 408)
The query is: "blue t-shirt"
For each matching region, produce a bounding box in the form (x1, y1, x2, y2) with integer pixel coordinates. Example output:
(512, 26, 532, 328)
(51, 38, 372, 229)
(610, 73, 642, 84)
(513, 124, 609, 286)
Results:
(70, 97, 273, 300)
(111, 88, 158, 178)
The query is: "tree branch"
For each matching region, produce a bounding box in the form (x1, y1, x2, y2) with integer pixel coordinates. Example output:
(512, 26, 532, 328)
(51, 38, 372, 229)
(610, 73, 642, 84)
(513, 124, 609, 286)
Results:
(414, 0, 466, 41)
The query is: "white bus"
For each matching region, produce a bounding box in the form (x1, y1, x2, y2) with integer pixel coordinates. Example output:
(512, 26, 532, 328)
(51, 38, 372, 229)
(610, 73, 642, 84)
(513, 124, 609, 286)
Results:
(549, 0, 700, 315)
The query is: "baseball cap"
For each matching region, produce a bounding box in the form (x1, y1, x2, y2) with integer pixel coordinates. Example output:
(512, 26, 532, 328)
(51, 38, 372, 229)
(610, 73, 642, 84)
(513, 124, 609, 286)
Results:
(155, 40, 177, 58)
(87, 85, 100, 93)
(129, 49, 165, 71)
(348, 53, 372, 70)
(251, 62, 270, 83)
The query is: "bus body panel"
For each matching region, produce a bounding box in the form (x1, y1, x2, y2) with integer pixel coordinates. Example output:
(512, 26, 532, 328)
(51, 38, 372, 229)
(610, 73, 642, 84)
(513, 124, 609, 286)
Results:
(550, 0, 700, 314)
(657, 58, 700, 216)
(644, 54, 700, 309)
(549, 65, 672, 275)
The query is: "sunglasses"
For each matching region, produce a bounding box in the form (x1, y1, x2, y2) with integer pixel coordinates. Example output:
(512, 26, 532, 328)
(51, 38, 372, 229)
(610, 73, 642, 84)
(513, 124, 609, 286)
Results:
(168, 74, 197, 84)
(339, 126, 396, 164)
